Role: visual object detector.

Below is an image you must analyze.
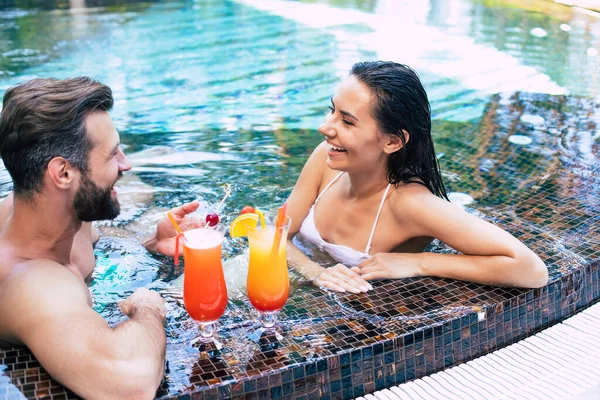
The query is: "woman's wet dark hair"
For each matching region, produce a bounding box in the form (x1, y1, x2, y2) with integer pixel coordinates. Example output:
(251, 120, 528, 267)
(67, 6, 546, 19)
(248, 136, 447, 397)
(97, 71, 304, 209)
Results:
(350, 61, 448, 200)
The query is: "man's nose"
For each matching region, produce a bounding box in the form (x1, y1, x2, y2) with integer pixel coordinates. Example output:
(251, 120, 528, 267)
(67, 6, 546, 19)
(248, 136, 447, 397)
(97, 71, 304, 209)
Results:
(118, 152, 132, 172)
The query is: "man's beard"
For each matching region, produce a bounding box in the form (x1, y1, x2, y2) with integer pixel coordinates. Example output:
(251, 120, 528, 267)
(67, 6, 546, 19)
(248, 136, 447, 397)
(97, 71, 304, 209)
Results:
(74, 173, 121, 222)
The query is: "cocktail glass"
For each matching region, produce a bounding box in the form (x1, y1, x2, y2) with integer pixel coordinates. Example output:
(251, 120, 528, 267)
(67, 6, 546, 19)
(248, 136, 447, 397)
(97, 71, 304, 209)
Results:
(177, 223, 228, 346)
(245, 215, 291, 329)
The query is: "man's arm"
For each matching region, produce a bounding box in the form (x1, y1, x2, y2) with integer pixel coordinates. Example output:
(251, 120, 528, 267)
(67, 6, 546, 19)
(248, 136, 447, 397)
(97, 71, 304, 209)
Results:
(2, 261, 166, 399)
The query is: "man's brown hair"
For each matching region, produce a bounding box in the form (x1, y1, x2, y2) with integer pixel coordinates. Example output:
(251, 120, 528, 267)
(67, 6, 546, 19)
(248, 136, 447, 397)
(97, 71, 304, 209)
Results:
(0, 77, 113, 197)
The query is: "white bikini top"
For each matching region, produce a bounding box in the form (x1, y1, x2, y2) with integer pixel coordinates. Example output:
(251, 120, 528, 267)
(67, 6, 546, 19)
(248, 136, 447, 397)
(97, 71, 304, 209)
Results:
(298, 172, 392, 268)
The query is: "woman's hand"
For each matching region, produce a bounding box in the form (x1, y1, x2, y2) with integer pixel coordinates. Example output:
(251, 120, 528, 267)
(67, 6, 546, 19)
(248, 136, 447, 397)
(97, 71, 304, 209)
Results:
(354, 253, 423, 281)
(314, 263, 373, 293)
(143, 200, 204, 256)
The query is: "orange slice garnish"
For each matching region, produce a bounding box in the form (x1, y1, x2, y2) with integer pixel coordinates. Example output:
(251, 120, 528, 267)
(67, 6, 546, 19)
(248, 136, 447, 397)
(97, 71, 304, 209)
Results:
(229, 213, 259, 237)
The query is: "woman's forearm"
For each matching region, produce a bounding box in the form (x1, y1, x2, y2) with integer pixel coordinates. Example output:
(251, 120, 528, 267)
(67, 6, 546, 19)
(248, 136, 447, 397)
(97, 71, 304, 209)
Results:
(286, 240, 325, 281)
(418, 251, 548, 288)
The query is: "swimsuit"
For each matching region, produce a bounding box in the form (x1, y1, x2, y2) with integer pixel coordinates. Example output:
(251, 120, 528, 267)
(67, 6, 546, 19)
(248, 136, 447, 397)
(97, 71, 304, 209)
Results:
(298, 172, 391, 268)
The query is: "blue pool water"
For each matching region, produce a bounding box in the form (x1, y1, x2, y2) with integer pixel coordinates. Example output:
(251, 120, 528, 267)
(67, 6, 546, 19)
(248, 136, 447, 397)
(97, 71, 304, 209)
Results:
(1, 0, 599, 396)
(0, 0, 598, 312)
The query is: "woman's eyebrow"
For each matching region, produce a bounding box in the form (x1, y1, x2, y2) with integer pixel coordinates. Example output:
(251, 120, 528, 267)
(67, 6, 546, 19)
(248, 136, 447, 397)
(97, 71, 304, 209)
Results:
(331, 97, 359, 122)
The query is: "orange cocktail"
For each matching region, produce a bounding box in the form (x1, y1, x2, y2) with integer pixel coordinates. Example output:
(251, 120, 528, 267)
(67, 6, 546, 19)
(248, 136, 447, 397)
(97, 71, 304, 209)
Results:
(182, 225, 227, 341)
(246, 216, 291, 328)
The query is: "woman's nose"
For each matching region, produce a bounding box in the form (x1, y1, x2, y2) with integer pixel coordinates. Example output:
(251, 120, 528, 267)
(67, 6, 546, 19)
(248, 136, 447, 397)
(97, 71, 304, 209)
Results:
(318, 118, 335, 138)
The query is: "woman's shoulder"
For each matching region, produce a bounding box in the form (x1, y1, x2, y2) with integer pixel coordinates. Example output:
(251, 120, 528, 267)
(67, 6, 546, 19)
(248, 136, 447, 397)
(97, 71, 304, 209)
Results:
(392, 181, 434, 199)
(304, 142, 342, 188)
(388, 182, 442, 221)
(301, 142, 327, 174)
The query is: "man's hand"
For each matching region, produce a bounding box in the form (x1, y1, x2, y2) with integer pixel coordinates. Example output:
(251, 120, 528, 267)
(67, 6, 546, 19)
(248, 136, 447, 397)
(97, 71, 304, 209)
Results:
(354, 253, 423, 281)
(314, 264, 372, 293)
(119, 288, 167, 321)
(143, 200, 204, 256)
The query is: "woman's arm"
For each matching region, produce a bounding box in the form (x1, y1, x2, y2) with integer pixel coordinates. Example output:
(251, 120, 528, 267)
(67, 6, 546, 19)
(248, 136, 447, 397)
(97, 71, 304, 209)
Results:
(286, 142, 328, 280)
(286, 142, 327, 238)
(286, 242, 325, 281)
(286, 143, 371, 293)
(357, 186, 548, 288)
(287, 242, 371, 293)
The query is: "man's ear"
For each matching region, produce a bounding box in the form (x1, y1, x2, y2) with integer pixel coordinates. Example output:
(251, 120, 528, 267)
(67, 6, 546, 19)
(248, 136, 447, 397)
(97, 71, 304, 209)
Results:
(46, 157, 76, 189)
(383, 129, 409, 154)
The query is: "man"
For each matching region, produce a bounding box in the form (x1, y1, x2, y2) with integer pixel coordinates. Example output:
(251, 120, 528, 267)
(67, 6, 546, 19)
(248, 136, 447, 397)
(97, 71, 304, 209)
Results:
(0, 77, 199, 399)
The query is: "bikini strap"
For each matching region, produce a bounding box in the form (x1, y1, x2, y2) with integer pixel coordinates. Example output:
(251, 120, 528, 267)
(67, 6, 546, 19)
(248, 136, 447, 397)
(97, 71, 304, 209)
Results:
(315, 172, 344, 204)
(364, 183, 392, 254)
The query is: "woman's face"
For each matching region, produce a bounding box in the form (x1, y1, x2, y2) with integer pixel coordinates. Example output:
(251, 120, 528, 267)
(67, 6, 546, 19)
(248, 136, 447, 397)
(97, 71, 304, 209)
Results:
(319, 75, 392, 173)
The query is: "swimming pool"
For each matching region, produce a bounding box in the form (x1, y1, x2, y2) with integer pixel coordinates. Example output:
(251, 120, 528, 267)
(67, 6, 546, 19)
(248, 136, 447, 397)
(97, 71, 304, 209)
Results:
(1, 0, 599, 398)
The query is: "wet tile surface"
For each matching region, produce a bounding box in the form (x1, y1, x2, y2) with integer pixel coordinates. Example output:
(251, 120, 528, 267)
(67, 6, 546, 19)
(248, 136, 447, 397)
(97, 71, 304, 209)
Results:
(2, 93, 600, 399)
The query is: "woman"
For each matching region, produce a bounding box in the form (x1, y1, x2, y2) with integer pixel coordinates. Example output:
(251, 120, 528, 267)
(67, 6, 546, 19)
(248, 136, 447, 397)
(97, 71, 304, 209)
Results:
(286, 61, 548, 293)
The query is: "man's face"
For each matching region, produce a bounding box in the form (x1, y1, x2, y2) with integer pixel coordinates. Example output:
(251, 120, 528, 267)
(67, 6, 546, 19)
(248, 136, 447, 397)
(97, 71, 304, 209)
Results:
(74, 111, 131, 222)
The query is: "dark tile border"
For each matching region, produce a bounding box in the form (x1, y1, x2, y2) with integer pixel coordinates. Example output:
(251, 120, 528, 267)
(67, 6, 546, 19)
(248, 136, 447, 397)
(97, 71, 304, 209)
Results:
(159, 261, 600, 400)
(3, 260, 596, 399)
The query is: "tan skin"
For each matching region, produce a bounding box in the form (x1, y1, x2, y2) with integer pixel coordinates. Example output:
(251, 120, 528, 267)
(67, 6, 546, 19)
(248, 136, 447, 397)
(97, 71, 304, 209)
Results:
(0, 195, 200, 279)
(286, 75, 549, 293)
(0, 194, 98, 280)
(0, 111, 201, 399)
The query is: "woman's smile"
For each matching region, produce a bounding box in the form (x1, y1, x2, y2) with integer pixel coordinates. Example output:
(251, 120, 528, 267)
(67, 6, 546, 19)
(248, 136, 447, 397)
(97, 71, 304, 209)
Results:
(326, 141, 348, 156)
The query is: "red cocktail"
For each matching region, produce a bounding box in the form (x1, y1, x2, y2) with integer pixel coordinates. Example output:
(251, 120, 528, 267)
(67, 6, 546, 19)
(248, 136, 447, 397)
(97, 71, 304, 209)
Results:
(181, 224, 228, 342)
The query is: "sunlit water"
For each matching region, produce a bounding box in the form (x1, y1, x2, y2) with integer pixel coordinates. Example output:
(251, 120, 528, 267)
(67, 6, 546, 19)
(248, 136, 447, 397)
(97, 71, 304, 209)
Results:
(0, 0, 599, 394)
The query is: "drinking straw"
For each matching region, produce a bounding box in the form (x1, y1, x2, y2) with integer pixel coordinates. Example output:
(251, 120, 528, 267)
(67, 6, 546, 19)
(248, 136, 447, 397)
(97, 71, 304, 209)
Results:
(167, 211, 183, 266)
(167, 211, 182, 235)
(174, 233, 184, 267)
(255, 209, 266, 229)
(271, 202, 288, 256)
(203, 183, 232, 229)
(215, 183, 232, 213)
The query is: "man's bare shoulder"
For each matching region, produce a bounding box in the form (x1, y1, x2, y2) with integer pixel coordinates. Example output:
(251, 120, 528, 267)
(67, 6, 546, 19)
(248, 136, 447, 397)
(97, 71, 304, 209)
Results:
(1, 193, 95, 240)
(0, 258, 89, 304)
(0, 259, 91, 344)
